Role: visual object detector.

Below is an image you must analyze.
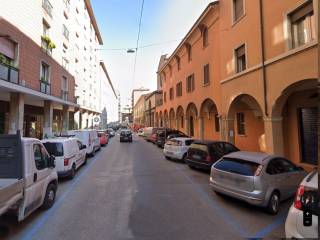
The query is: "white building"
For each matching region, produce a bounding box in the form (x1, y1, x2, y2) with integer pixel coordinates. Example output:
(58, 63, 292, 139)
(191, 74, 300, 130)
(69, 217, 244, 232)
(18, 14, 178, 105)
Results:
(0, 0, 116, 132)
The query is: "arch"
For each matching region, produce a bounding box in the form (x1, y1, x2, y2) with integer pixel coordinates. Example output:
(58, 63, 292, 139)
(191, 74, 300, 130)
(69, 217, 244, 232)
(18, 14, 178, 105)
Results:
(176, 105, 184, 131)
(186, 102, 198, 137)
(169, 108, 175, 129)
(174, 55, 181, 70)
(199, 98, 219, 140)
(155, 112, 159, 127)
(227, 94, 264, 152)
(271, 79, 318, 167)
(199, 24, 209, 47)
(159, 111, 163, 127)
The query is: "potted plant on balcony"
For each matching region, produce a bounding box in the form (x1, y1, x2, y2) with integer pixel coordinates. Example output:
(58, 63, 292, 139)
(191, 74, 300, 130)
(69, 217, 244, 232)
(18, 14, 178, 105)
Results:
(41, 36, 56, 54)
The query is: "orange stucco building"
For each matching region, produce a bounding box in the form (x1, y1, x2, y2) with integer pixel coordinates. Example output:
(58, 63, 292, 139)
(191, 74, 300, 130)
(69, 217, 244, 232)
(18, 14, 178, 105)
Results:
(155, 0, 318, 170)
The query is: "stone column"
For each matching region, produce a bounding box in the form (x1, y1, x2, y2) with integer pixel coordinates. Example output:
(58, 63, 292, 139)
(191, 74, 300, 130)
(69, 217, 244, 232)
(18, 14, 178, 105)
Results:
(223, 117, 235, 144)
(43, 100, 53, 138)
(199, 116, 204, 140)
(8, 92, 24, 134)
(264, 117, 284, 155)
(62, 105, 69, 132)
(175, 118, 179, 130)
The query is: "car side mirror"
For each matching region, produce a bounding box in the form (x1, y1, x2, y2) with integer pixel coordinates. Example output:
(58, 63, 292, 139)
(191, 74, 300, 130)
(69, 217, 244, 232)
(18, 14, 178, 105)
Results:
(48, 155, 56, 168)
(81, 145, 87, 150)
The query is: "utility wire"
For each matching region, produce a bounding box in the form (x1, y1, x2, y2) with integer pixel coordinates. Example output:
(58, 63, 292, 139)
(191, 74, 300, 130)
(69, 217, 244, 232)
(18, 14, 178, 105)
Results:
(97, 38, 183, 51)
(132, 0, 145, 83)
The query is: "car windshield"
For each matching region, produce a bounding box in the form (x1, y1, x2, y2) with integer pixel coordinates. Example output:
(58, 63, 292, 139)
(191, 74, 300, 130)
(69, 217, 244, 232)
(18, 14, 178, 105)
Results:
(43, 142, 64, 157)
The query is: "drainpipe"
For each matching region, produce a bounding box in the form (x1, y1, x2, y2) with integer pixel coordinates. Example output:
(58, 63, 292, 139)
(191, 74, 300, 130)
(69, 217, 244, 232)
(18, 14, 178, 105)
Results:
(259, 0, 268, 116)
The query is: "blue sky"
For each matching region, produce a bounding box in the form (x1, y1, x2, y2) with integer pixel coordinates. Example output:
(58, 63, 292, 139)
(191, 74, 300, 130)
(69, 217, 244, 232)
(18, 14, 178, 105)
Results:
(91, 0, 213, 121)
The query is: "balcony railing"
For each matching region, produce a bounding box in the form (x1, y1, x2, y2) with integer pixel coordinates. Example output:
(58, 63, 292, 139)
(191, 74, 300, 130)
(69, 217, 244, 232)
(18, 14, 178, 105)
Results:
(40, 79, 51, 95)
(0, 62, 19, 84)
(42, 0, 53, 17)
(61, 90, 68, 101)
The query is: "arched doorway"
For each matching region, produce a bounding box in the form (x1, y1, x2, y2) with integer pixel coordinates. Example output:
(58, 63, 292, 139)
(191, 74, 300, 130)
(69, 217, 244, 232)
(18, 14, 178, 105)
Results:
(176, 106, 184, 132)
(186, 103, 198, 137)
(155, 112, 159, 127)
(164, 110, 169, 128)
(159, 111, 163, 127)
(169, 108, 175, 129)
(227, 94, 264, 152)
(272, 79, 318, 168)
(200, 98, 219, 140)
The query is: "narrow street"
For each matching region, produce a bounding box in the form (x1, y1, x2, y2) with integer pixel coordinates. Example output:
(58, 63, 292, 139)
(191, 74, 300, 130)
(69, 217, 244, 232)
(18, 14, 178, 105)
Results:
(1, 133, 292, 240)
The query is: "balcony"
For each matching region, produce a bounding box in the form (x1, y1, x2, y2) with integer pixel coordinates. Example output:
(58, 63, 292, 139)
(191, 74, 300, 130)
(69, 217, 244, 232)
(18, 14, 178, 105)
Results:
(61, 90, 69, 101)
(0, 62, 19, 84)
(42, 0, 53, 17)
(40, 79, 51, 95)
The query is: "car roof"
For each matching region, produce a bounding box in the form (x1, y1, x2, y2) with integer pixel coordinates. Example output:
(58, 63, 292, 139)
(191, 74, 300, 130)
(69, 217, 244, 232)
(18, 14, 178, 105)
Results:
(223, 151, 279, 164)
(171, 137, 193, 141)
(192, 140, 222, 145)
(42, 137, 78, 143)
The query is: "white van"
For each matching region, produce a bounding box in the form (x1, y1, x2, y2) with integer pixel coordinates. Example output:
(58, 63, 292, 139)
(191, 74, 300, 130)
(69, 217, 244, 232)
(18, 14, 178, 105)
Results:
(42, 137, 87, 179)
(67, 130, 100, 157)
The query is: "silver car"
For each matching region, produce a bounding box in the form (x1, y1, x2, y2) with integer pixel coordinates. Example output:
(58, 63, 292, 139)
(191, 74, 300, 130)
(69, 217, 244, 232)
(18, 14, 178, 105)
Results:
(210, 151, 307, 214)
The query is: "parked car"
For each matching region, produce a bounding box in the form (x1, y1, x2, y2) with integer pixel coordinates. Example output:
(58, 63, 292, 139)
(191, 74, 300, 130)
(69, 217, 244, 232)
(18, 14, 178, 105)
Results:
(68, 130, 100, 157)
(42, 137, 87, 179)
(107, 128, 115, 137)
(0, 132, 57, 221)
(156, 128, 188, 148)
(120, 129, 133, 142)
(285, 170, 318, 238)
(138, 128, 144, 137)
(98, 131, 108, 146)
(143, 127, 153, 140)
(185, 140, 239, 171)
(147, 128, 159, 143)
(210, 151, 307, 214)
(163, 137, 194, 161)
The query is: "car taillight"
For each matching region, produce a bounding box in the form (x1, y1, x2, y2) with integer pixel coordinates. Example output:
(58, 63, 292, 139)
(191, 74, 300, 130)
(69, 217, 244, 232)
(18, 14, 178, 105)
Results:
(294, 185, 305, 210)
(206, 155, 213, 162)
(254, 165, 263, 176)
(64, 158, 70, 166)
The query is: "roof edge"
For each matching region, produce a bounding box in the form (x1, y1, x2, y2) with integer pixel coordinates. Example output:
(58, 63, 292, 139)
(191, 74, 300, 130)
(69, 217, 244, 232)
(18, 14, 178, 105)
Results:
(85, 0, 103, 45)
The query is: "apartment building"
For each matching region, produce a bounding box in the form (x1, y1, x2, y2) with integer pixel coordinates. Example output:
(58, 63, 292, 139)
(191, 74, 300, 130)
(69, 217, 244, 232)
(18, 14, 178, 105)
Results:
(156, 0, 318, 169)
(133, 93, 149, 126)
(0, 0, 111, 138)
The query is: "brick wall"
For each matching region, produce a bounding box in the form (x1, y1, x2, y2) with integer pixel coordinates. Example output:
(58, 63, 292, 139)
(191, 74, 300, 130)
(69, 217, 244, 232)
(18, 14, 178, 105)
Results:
(0, 17, 75, 103)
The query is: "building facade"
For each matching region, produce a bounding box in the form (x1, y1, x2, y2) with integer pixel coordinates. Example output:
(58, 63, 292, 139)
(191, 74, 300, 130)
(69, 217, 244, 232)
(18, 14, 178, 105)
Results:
(133, 93, 148, 126)
(0, 0, 112, 138)
(156, 0, 318, 170)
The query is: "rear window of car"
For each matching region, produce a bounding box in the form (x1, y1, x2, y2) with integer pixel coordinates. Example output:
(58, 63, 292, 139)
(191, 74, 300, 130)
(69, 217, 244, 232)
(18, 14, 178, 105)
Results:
(157, 130, 165, 137)
(214, 157, 260, 176)
(190, 143, 209, 153)
(185, 140, 194, 146)
(43, 142, 64, 157)
(167, 139, 181, 146)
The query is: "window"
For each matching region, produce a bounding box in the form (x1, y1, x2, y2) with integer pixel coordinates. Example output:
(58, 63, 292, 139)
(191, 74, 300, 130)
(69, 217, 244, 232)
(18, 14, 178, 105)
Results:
(181, 116, 184, 128)
(186, 74, 195, 93)
(186, 43, 192, 62)
(214, 157, 260, 176)
(43, 21, 50, 36)
(236, 112, 245, 135)
(214, 114, 220, 132)
(164, 92, 167, 103)
(169, 88, 174, 100)
(176, 82, 182, 97)
(266, 158, 298, 175)
(40, 62, 50, 94)
(43, 142, 64, 157)
(203, 64, 210, 85)
(42, 0, 53, 17)
(203, 27, 209, 47)
(289, 1, 315, 49)
(233, 0, 244, 22)
(63, 24, 69, 40)
(223, 143, 239, 154)
(33, 144, 49, 170)
(235, 44, 246, 73)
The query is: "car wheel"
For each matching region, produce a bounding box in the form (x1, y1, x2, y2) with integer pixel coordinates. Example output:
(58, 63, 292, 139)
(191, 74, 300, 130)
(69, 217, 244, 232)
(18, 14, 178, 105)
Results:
(165, 156, 171, 160)
(267, 191, 280, 215)
(69, 164, 76, 179)
(42, 183, 57, 209)
(188, 165, 196, 170)
(182, 153, 187, 162)
(90, 150, 95, 157)
(83, 156, 87, 165)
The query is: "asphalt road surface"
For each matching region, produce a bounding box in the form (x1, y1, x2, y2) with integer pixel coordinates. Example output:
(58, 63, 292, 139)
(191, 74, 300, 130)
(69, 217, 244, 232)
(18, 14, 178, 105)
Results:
(0, 133, 292, 240)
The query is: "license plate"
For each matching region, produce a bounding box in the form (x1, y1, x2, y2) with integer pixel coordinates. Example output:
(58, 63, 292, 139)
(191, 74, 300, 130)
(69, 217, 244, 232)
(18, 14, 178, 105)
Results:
(193, 154, 201, 160)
